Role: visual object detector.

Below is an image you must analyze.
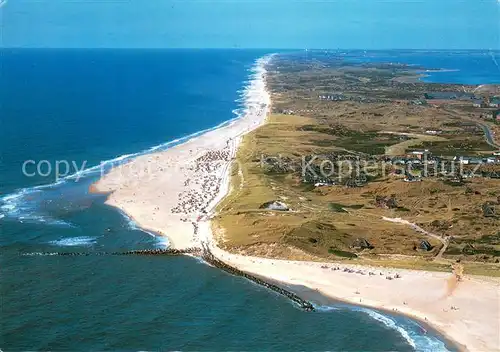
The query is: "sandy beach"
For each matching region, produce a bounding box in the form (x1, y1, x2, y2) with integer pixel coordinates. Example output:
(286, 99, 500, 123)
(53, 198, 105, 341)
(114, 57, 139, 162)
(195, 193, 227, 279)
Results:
(93, 56, 500, 352)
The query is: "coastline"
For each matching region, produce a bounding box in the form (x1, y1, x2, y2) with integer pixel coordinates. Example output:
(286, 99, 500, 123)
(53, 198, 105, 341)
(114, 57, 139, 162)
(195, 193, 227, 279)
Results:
(92, 55, 499, 352)
(206, 243, 496, 352)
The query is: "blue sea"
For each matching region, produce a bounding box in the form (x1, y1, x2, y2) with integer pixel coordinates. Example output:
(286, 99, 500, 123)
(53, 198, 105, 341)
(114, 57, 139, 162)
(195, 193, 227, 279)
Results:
(2, 49, 492, 351)
(350, 50, 500, 84)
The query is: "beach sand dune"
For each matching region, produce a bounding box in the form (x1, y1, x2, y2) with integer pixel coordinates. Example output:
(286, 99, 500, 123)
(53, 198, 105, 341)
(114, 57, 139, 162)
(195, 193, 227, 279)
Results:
(93, 56, 500, 352)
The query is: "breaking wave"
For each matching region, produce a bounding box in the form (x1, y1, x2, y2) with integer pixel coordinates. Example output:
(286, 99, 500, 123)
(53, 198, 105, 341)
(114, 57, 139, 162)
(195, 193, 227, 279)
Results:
(0, 124, 228, 226)
(355, 308, 451, 352)
(118, 209, 170, 248)
(315, 302, 452, 351)
(0, 54, 275, 231)
(49, 236, 98, 247)
(313, 304, 340, 312)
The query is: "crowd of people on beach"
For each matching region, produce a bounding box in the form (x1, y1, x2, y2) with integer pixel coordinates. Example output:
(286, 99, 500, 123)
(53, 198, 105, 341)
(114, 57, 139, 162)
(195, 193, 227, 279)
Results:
(321, 264, 403, 280)
(170, 145, 232, 218)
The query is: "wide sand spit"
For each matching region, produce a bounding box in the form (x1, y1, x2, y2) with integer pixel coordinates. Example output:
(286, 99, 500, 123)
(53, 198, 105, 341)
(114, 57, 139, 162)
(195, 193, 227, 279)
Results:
(93, 55, 499, 352)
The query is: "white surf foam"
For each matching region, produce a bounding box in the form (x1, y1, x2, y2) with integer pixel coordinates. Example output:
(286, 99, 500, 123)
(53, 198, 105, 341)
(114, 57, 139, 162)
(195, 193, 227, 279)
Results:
(49, 236, 98, 247)
(0, 110, 239, 226)
(0, 53, 275, 231)
(152, 236, 170, 248)
(19, 214, 74, 227)
(313, 304, 340, 312)
(116, 208, 171, 248)
(359, 308, 416, 348)
(356, 308, 451, 352)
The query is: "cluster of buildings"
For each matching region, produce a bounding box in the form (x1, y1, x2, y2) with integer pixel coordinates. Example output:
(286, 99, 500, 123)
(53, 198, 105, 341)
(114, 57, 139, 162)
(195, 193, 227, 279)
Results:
(452, 155, 499, 165)
(318, 94, 345, 101)
(298, 149, 500, 187)
(390, 149, 500, 166)
(317, 94, 387, 104)
(386, 149, 500, 182)
(424, 92, 500, 109)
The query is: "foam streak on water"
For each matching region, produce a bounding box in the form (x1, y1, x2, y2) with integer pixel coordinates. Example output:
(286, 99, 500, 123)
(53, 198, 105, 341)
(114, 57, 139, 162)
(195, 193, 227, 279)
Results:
(0, 122, 232, 225)
(355, 307, 451, 352)
(116, 208, 170, 248)
(0, 55, 275, 229)
(49, 236, 99, 247)
(314, 302, 451, 352)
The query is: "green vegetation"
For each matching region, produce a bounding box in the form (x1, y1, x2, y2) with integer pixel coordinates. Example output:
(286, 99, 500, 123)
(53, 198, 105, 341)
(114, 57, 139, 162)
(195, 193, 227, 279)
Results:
(213, 57, 500, 276)
(409, 139, 497, 156)
(328, 248, 358, 258)
(329, 203, 348, 212)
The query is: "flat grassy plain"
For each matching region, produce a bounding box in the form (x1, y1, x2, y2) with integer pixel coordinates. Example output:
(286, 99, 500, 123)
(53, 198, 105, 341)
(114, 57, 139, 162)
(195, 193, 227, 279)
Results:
(213, 59, 500, 276)
(212, 113, 499, 275)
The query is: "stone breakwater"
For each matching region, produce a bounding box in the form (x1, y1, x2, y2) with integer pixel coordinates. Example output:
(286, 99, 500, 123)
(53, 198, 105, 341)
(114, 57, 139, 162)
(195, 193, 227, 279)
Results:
(202, 248, 315, 312)
(21, 247, 315, 312)
(22, 248, 202, 257)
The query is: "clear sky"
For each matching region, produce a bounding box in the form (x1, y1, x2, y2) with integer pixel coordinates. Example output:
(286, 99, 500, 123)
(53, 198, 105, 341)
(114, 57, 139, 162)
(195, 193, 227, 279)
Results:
(1, 0, 499, 49)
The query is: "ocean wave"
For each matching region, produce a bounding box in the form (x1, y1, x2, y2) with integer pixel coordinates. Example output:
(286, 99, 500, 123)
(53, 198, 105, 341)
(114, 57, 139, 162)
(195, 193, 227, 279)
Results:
(0, 189, 74, 227)
(356, 308, 451, 352)
(0, 119, 238, 226)
(358, 308, 416, 349)
(117, 208, 170, 248)
(0, 53, 275, 230)
(313, 304, 340, 312)
(152, 236, 170, 248)
(49, 236, 98, 247)
(19, 215, 74, 227)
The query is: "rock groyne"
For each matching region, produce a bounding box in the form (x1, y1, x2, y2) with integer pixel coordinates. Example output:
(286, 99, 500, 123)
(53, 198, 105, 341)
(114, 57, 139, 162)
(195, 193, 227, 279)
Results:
(22, 246, 315, 311)
(23, 248, 201, 257)
(202, 247, 315, 311)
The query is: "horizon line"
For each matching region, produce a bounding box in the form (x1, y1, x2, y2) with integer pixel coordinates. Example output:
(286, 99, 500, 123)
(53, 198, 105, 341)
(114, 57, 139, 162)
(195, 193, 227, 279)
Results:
(1, 47, 500, 52)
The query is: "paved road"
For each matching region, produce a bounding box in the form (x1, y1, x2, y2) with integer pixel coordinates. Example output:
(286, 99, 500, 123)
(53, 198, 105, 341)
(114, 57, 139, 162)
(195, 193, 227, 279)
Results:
(477, 122, 500, 149)
(442, 107, 500, 150)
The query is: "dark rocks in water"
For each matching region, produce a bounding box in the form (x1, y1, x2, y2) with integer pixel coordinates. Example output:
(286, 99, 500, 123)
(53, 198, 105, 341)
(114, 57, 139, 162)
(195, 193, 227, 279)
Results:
(23, 246, 315, 312)
(112, 248, 201, 256)
(27, 248, 202, 257)
(419, 240, 433, 251)
(201, 246, 314, 312)
(259, 200, 289, 211)
(351, 238, 374, 250)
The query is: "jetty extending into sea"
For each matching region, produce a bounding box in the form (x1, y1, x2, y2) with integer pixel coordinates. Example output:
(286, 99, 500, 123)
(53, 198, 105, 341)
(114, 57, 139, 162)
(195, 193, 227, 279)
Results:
(21, 247, 315, 312)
